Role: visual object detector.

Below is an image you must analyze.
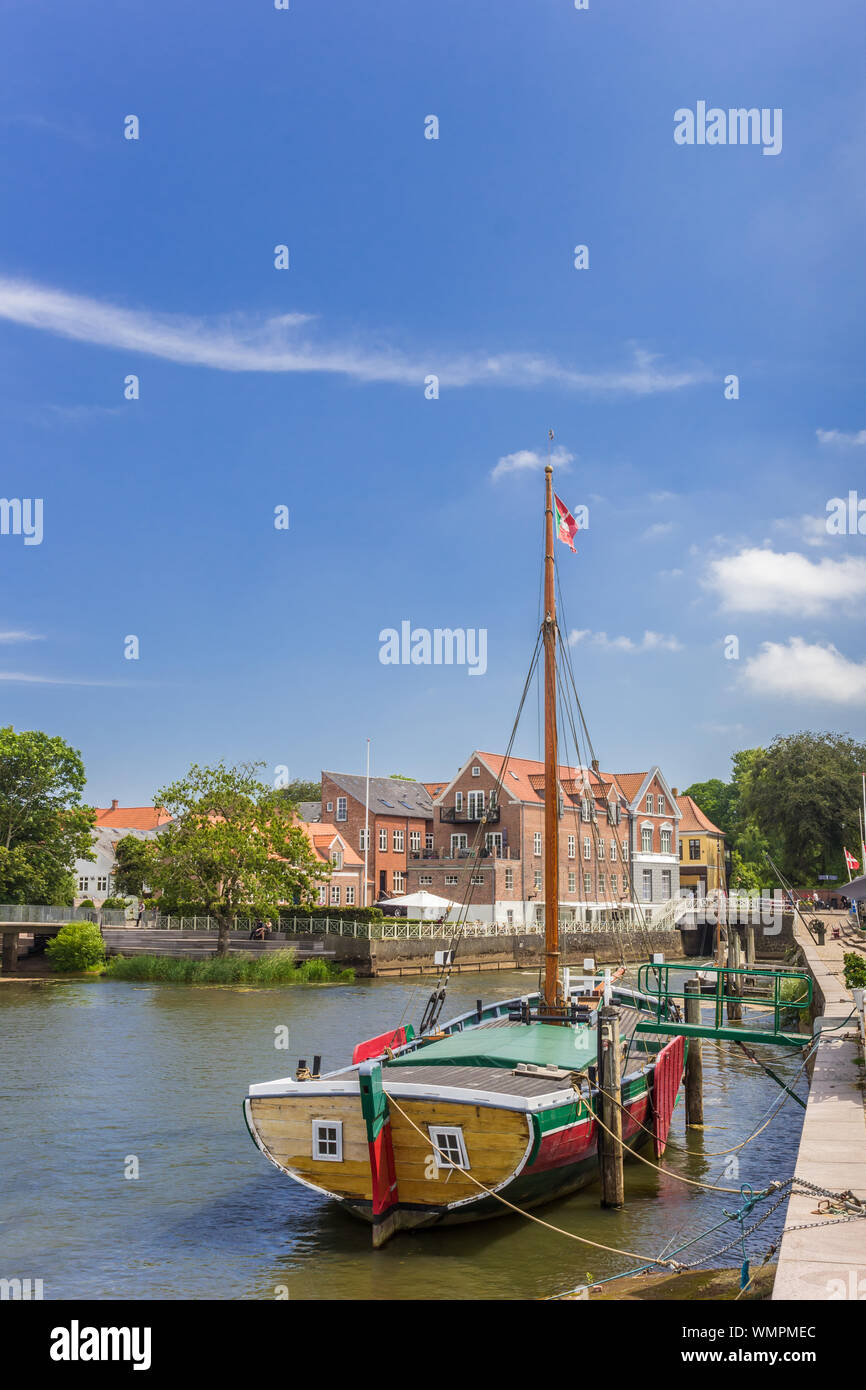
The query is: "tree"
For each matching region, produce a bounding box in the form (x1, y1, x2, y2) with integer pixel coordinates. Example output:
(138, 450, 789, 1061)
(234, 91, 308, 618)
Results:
(682, 777, 737, 836)
(279, 779, 321, 804)
(741, 731, 866, 883)
(113, 835, 154, 898)
(0, 726, 95, 904)
(144, 761, 323, 954)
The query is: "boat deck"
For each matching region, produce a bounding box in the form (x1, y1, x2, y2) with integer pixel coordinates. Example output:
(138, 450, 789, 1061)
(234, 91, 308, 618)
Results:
(380, 1064, 577, 1098)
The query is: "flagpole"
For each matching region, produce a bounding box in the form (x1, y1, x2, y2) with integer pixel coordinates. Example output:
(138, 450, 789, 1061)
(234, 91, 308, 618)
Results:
(364, 738, 371, 908)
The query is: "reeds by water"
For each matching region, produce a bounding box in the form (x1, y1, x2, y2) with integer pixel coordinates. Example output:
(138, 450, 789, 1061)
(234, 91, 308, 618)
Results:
(103, 949, 353, 985)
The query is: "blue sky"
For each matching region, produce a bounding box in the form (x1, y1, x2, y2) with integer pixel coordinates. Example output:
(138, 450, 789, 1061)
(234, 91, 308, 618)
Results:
(1, 0, 865, 805)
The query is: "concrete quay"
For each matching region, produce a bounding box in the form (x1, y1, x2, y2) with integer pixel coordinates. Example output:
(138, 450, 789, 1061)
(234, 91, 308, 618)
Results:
(772, 911, 866, 1301)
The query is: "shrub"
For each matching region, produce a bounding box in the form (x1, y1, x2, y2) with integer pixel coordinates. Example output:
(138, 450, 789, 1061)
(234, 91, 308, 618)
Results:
(100, 897, 130, 911)
(103, 949, 353, 986)
(843, 952, 866, 991)
(46, 921, 106, 972)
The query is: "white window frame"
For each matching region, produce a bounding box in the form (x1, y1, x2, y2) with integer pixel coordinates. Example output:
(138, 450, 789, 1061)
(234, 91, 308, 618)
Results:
(470, 872, 484, 885)
(78, 876, 90, 892)
(359, 828, 369, 851)
(419, 874, 433, 886)
(393, 829, 404, 852)
(597, 839, 605, 859)
(568, 871, 576, 893)
(657, 795, 665, 815)
(621, 838, 628, 861)
(534, 870, 542, 889)
(429, 1124, 469, 1170)
(660, 828, 672, 854)
(467, 790, 485, 818)
(567, 834, 575, 859)
(330, 885, 341, 905)
(583, 871, 592, 895)
(641, 826, 653, 853)
(450, 833, 468, 853)
(583, 836, 591, 860)
(425, 833, 434, 850)
(96, 875, 109, 892)
(409, 830, 421, 852)
(610, 840, 617, 861)
(646, 794, 653, 813)
(393, 871, 405, 892)
(533, 831, 542, 856)
(345, 886, 355, 905)
(504, 867, 514, 890)
(485, 831, 502, 853)
(455, 791, 464, 811)
(317, 886, 327, 905)
(336, 797, 347, 822)
(445, 874, 458, 886)
(471, 766, 480, 777)
(378, 827, 387, 852)
(312, 1119, 343, 1162)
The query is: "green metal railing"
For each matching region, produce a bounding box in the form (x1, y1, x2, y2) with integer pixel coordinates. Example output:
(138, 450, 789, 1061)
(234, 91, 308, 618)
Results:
(635, 961, 812, 1048)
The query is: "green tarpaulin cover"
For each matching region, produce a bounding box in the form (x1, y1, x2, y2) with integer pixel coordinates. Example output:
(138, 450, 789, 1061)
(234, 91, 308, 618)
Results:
(388, 1022, 597, 1073)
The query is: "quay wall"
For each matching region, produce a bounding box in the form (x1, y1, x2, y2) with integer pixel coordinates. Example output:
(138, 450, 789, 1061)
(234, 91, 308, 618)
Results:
(101, 926, 684, 977)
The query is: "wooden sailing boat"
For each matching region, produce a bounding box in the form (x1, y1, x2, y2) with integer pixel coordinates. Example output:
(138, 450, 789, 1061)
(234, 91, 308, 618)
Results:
(245, 464, 685, 1244)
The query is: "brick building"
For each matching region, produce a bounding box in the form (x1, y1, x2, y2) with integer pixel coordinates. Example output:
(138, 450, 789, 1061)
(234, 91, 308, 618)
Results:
(317, 772, 434, 905)
(299, 823, 366, 909)
(613, 770, 682, 907)
(405, 750, 681, 927)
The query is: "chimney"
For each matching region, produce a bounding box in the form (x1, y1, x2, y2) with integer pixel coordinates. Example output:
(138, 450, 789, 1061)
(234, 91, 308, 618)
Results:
(591, 758, 599, 774)
(672, 787, 679, 798)
(111, 799, 119, 811)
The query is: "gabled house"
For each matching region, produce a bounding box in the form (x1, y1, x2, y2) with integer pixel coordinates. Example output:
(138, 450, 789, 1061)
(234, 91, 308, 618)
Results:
(74, 801, 171, 906)
(406, 749, 678, 927)
(613, 770, 681, 907)
(675, 793, 727, 897)
(300, 823, 366, 910)
(319, 772, 435, 903)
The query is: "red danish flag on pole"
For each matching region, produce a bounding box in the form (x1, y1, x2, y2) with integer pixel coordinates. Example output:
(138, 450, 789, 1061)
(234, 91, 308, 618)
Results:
(844, 847, 859, 873)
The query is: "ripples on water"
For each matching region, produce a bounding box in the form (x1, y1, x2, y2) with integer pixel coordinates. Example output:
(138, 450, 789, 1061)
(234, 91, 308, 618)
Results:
(0, 969, 807, 1299)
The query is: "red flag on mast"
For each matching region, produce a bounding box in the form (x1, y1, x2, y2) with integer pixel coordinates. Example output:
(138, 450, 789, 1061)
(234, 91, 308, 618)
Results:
(554, 494, 579, 552)
(844, 847, 859, 873)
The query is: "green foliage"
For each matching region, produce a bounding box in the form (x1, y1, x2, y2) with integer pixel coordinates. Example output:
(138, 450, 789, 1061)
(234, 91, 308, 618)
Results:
(78, 899, 96, 909)
(99, 896, 129, 910)
(742, 732, 866, 883)
(0, 726, 95, 904)
(112, 836, 154, 898)
(103, 949, 353, 985)
(843, 952, 866, 990)
(45, 921, 106, 972)
(278, 779, 321, 804)
(682, 778, 737, 836)
(388, 774, 417, 781)
(728, 850, 767, 893)
(142, 761, 323, 953)
(280, 905, 384, 924)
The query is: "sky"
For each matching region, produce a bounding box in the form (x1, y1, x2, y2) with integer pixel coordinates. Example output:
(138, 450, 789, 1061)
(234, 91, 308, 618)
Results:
(1, 0, 865, 806)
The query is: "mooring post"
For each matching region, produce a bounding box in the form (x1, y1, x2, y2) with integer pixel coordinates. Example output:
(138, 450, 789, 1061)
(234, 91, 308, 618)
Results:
(727, 930, 743, 1022)
(684, 978, 704, 1127)
(597, 1004, 625, 1208)
(1, 930, 19, 975)
(745, 924, 755, 967)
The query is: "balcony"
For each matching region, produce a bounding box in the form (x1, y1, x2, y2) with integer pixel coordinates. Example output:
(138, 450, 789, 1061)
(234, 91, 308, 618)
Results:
(409, 845, 517, 861)
(439, 805, 501, 824)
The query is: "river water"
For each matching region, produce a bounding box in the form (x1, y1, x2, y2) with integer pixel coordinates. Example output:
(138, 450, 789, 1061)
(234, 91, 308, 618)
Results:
(0, 969, 808, 1300)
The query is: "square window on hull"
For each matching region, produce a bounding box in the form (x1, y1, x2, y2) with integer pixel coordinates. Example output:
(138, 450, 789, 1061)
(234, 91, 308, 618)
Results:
(429, 1125, 469, 1170)
(312, 1119, 343, 1161)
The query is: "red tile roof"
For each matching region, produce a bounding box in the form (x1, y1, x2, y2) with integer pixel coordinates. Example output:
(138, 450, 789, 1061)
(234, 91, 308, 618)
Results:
(302, 822, 364, 867)
(610, 772, 649, 803)
(676, 795, 724, 837)
(94, 805, 170, 830)
(475, 752, 628, 805)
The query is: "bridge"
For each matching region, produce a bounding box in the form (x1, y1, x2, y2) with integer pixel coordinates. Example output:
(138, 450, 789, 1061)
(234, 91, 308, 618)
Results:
(0, 905, 126, 973)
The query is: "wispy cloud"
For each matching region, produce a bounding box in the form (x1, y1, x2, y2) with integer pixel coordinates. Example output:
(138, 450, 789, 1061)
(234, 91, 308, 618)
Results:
(704, 546, 866, 616)
(0, 275, 711, 394)
(491, 445, 573, 482)
(642, 521, 675, 540)
(0, 671, 131, 686)
(569, 628, 682, 653)
(0, 630, 43, 643)
(769, 515, 830, 548)
(742, 637, 866, 704)
(649, 490, 676, 503)
(816, 428, 866, 446)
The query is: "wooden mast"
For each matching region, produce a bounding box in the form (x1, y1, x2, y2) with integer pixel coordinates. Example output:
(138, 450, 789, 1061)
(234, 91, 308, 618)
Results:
(543, 464, 563, 1016)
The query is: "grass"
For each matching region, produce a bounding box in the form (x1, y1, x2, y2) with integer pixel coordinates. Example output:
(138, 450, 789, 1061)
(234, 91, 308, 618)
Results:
(102, 948, 354, 986)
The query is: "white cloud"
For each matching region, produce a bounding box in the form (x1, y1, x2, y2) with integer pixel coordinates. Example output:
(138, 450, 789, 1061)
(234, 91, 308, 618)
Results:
(0, 630, 42, 642)
(659, 568, 684, 578)
(0, 671, 130, 685)
(649, 490, 676, 503)
(742, 637, 866, 704)
(569, 629, 682, 653)
(491, 445, 573, 482)
(704, 546, 866, 616)
(816, 428, 866, 446)
(769, 515, 830, 548)
(642, 521, 675, 539)
(0, 275, 710, 394)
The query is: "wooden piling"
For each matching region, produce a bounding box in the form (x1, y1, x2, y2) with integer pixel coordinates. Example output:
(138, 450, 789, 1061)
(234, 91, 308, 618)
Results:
(684, 979, 704, 1127)
(1, 931, 19, 975)
(745, 924, 755, 967)
(597, 1004, 624, 1208)
(727, 930, 743, 1022)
